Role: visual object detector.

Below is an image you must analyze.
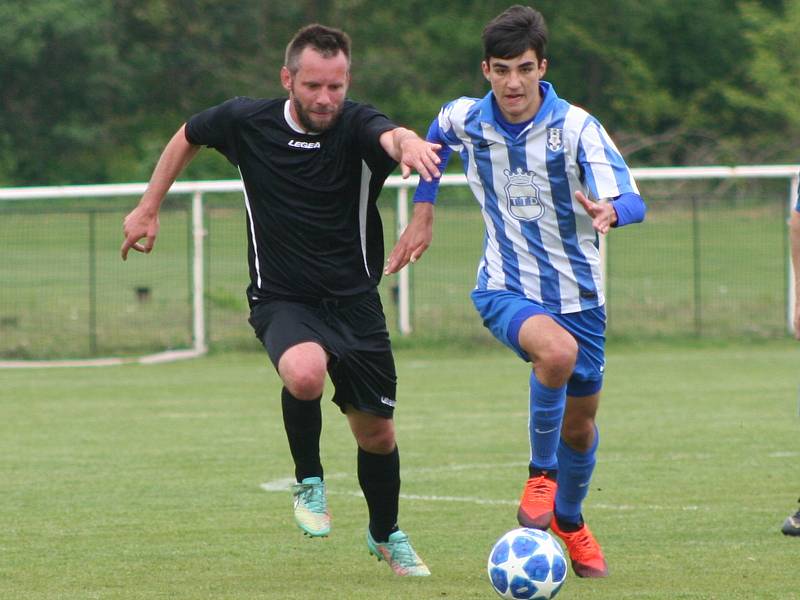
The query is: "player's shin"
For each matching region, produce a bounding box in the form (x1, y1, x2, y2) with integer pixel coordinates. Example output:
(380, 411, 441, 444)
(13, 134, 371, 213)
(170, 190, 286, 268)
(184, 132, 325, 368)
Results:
(554, 426, 598, 525)
(281, 388, 323, 482)
(528, 371, 567, 470)
(357, 445, 400, 542)
(517, 372, 566, 529)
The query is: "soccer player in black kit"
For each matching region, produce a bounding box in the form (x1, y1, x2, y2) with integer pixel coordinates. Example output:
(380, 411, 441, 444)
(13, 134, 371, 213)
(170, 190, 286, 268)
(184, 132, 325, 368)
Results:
(120, 24, 441, 576)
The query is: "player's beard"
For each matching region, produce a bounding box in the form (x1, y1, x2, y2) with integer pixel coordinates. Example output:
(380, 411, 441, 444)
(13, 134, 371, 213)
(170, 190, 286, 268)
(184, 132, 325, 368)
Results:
(292, 95, 343, 134)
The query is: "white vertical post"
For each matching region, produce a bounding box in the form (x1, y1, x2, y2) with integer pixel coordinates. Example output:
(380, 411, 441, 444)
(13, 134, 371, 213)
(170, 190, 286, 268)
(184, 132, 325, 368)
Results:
(192, 191, 207, 353)
(789, 174, 799, 335)
(396, 186, 412, 335)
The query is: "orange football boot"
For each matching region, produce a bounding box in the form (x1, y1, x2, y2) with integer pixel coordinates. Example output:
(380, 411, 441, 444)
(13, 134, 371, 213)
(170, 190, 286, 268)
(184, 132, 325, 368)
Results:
(516, 473, 557, 530)
(550, 516, 609, 578)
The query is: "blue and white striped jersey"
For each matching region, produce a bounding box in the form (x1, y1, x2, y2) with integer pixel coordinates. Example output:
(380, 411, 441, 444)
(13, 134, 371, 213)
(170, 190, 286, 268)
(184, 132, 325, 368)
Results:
(425, 81, 639, 314)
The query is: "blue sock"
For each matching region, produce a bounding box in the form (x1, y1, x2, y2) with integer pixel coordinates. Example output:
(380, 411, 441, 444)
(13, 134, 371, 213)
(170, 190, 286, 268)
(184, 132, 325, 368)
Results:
(528, 371, 567, 472)
(554, 426, 599, 524)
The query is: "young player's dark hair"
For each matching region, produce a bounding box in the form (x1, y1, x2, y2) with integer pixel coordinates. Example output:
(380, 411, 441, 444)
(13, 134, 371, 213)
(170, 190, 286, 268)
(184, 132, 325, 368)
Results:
(285, 24, 352, 74)
(482, 5, 548, 63)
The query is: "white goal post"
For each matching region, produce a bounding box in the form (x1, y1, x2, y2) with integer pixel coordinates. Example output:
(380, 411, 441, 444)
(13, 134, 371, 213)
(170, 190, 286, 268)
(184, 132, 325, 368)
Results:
(0, 164, 797, 366)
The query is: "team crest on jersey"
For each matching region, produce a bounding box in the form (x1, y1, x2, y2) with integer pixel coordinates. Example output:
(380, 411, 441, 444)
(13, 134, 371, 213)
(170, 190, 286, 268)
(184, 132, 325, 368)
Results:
(546, 127, 563, 152)
(503, 167, 545, 221)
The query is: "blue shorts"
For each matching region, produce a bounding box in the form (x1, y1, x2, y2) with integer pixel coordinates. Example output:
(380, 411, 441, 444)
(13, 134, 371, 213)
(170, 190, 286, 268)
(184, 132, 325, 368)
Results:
(471, 289, 606, 397)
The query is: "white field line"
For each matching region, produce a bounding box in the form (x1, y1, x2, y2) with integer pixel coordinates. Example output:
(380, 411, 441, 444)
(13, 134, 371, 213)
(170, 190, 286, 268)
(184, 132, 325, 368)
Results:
(260, 464, 704, 512)
(0, 348, 203, 369)
(261, 479, 517, 507)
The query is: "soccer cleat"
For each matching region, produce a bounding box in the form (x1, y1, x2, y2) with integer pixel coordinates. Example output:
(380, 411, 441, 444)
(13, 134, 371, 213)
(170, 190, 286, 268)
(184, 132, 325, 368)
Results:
(517, 473, 557, 530)
(781, 509, 800, 536)
(366, 529, 431, 576)
(292, 477, 330, 537)
(550, 516, 609, 578)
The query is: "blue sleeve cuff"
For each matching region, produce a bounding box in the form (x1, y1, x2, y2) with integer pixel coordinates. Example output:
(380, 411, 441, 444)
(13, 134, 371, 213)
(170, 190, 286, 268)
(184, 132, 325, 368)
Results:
(412, 119, 451, 204)
(612, 192, 646, 227)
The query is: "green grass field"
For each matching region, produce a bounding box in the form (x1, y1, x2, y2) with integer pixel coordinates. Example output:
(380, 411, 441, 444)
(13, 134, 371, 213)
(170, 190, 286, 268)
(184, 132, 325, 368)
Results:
(2, 340, 799, 599)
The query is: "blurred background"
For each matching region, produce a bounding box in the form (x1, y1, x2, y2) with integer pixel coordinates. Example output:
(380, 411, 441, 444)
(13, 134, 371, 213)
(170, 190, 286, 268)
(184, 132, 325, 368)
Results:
(2, 0, 799, 186)
(2, 0, 799, 359)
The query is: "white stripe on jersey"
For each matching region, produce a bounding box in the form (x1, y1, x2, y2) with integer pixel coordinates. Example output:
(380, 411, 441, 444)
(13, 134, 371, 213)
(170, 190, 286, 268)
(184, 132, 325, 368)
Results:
(565, 115, 609, 301)
(579, 120, 622, 198)
(358, 160, 372, 277)
(484, 122, 542, 299)
(523, 124, 580, 304)
(238, 167, 262, 289)
(451, 103, 507, 291)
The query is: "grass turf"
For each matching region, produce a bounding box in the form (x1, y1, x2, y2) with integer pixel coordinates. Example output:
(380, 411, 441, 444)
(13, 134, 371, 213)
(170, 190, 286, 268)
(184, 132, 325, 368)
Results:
(1, 339, 798, 599)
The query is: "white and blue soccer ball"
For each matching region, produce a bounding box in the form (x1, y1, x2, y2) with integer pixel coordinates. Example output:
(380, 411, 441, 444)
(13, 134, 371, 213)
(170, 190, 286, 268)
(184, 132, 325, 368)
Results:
(487, 527, 568, 599)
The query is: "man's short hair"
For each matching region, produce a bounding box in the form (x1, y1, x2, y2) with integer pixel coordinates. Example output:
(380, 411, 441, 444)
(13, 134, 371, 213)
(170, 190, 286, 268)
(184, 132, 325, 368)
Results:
(482, 5, 548, 63)
(285, 24, 352, 74)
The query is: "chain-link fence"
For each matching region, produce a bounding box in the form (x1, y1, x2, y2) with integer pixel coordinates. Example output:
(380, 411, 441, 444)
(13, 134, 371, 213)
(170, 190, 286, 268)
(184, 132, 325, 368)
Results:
(0, 171, 796, 360)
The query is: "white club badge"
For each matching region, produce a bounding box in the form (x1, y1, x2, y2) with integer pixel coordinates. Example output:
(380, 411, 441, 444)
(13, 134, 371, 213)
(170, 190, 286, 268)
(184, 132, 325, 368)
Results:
(546, 127, 563, 152)
(503, 167, 545, 222)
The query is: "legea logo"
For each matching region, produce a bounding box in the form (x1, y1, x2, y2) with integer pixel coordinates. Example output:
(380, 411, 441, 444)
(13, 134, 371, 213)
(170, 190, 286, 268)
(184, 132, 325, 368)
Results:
(288, 139, 321, 149)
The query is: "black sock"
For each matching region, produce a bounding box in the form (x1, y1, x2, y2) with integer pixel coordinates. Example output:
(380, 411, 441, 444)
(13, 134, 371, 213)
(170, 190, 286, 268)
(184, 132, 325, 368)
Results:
(555, 512, 584, 532)
(358, 446, 400, 542)
(529, 465, 558, 480)
(281, 387, 323, 482)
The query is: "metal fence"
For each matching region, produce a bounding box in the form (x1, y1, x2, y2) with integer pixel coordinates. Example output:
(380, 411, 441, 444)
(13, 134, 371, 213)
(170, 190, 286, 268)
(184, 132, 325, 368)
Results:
(1, 166, 798, 363)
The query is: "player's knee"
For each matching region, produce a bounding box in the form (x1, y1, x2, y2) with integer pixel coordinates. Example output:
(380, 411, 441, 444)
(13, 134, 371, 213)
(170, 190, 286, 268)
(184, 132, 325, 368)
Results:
(356, 426, 396, 455)
(533, 339, 577, 381)
(278, 343, 327, 399)
(551, 345, 577, 375)
(282, 368, 326, 400)
(561, 420, 595, 453)
(359, 437, 396, 455)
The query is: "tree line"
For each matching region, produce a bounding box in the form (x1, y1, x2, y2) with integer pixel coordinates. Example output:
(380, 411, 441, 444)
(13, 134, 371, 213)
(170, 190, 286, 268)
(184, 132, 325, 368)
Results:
(1, 0, 798, 185)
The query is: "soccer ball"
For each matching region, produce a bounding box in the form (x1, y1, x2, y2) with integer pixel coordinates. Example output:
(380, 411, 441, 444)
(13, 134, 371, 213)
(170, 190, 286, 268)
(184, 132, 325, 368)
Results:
(487, 528, 567, 599)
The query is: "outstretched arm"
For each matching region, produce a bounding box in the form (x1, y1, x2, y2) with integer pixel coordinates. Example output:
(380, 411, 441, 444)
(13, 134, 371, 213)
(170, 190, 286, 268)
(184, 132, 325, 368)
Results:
(385, 119, 450, 274)
(385, 202, 434, 275)
(379, 127, 442, 182)
(120, 124, 201, 260)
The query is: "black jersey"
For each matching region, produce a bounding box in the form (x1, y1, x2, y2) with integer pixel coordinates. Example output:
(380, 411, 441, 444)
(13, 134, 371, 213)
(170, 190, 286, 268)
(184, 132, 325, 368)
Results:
(185, 97, 398, 300)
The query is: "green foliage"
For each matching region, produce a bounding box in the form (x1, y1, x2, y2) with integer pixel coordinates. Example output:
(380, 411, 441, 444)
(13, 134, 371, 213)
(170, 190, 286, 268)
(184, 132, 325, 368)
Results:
(718, 1, 800, 146)
(1, 1, 798, 185)
(0, 0, 118, 183)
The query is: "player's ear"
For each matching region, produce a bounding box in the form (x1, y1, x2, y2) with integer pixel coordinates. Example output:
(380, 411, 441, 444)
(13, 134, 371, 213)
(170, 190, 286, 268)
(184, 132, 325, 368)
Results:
(539, 58, 548, 78)
(280, 66, 292, 93)
(481, 60, 491, 81)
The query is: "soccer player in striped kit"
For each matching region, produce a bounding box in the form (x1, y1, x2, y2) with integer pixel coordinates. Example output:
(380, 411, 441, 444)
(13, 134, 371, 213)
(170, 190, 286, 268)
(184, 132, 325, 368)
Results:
(386, 5, 646, 577)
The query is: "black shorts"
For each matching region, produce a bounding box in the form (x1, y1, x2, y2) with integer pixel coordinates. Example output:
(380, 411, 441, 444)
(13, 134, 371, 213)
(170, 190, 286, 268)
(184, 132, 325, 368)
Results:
(248, 290, 397, 418)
